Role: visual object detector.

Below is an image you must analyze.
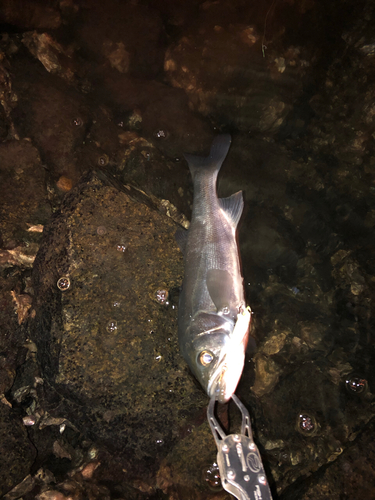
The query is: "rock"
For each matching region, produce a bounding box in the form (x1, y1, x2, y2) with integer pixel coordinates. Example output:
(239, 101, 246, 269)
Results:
(30, 171, 207, 472)
(0, 0, 61, 31)
(0, 139, 50, 244)
(12, 68, 90, 187)
(0, 402, 36, 496)
(100, 73, 213, 157)
(22, 32, 77, 84)
(156, 422, 225, 500)
(78, 0, 164, 78)
(164, 24, 302, 134)
(289, 417, 375, 500)
(0, 139, 50, 394)
(0, 277, 26, 395)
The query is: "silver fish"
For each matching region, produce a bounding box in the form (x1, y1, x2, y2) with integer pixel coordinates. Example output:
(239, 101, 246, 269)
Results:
(177, 135, 251, 403)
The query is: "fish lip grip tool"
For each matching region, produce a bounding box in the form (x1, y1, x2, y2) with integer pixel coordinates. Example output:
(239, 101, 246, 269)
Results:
(207, 394, 273, 500)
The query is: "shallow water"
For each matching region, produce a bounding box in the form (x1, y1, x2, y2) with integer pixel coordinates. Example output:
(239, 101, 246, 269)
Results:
(0, 1, 374, 499)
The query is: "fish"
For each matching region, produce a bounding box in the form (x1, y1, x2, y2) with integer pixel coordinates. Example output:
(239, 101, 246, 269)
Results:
(176, 134, 251, 403)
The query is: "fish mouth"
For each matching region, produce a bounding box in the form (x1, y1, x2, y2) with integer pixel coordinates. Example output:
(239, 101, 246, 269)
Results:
(207, 307, 250, 403)
(207, 363, 230, 403)
(207, 352, 245, 403)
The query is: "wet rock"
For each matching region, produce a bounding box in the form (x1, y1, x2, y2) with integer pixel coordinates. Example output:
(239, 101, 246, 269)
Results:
(12, 63, 91, 187)
(0, 139, 49, 244)
(0, 402, 36, 496)
(114, 135, 192, 219)
(283, 417, 375, 500)
(0, 0, 61, 31)
(251, 353, 282, 398)
(22, 32, 77, 84)
(240, 353, 375, 494)
(78, 0, 164, 78)
(0, 139, 48, 393)
(224, 133, 375, 494)
(0, 275, 28, 395)
(156, 423, 225, 500)
(100, 73, 213, 157)
(164, 24, 302, 134)
(30, 171, 207, 473)
(0, 49, 18, 141)
(3, 474, 36, 500)
(147, 0, 200, 30)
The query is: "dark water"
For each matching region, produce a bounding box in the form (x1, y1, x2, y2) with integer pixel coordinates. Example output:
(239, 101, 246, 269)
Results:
(0, 1, 374, 499)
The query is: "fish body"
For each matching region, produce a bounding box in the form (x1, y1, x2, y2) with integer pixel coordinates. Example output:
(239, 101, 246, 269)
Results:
(177, 135, 250, 403)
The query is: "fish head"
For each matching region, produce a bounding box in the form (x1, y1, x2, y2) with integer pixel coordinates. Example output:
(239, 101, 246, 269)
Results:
(184, 307, 250, 403)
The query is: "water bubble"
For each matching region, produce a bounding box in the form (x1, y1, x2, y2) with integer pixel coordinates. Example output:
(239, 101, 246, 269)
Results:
(106, 320, 118, 333)
(96, 226, 107, 235)
(116, 244, 127, 252)
(155, 130, 167, 139)
(57, 277, 71, 291)
(345, 374, 368, 394)
(112, 300, 121, 307)
(279, 451, 291, 464)
(155, 289, 168, 305)
(88, 447, 99, 460)
(221, 306, 230, 315)
(297, 413, 317, 435)
(202, 462, 222, 491)
(23, 415, 36, 426)
(97, 154, 109, 166)
(72, 117, 83, 127)
(155, 355, 162, 362)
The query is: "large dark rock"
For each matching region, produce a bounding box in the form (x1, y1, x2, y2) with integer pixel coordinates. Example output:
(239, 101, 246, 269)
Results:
(77, 0, 164, 78)
(0, 403, 36, 497)
(30, 171, 207, 474)
(164, 23, 303, 134)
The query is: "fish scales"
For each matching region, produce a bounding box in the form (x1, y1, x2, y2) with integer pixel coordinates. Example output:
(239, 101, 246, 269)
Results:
(177, 134, 251, 403)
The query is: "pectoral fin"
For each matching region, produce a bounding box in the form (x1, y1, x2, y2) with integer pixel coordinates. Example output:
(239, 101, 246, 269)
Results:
(206, 269, 233, 311)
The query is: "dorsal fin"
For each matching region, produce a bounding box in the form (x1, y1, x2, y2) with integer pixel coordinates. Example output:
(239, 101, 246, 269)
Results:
(219, 191, 244, 227)
(184, 134, 231, 181)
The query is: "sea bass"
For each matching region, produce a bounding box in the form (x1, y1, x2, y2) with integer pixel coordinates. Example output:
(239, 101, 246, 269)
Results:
(177, 135, 251, 403)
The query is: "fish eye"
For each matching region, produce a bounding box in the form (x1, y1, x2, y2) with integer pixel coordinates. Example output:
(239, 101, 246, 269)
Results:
(199, 350, 214, 367)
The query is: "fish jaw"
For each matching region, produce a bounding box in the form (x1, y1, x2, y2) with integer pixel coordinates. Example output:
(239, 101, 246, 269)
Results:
(207, 306, 251, 403)
(182, 307, 251, 403)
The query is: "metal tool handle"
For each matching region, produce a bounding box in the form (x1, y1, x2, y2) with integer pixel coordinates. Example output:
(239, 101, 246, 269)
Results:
(207, 395, 273, 500)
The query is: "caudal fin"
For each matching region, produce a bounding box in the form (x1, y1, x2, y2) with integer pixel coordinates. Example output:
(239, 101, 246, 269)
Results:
(184, 134, 231, 181)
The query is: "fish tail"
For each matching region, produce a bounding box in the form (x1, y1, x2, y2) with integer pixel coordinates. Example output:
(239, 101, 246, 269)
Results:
(184, 134, 231, 181)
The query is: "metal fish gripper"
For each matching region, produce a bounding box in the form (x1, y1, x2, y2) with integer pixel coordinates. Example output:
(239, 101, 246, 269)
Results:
(207, 394, 273, 500)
